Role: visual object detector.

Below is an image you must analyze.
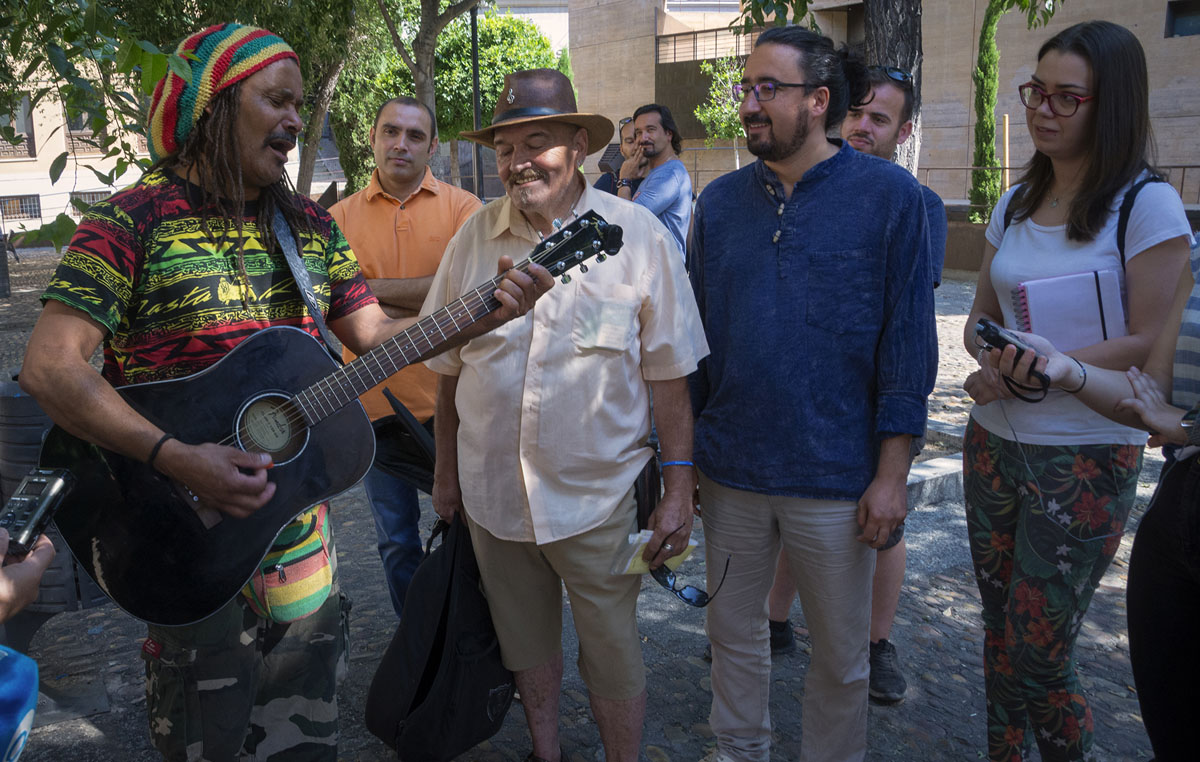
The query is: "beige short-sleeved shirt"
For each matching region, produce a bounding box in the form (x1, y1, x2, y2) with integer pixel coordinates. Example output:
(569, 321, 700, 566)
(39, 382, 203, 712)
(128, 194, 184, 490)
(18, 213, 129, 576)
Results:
(423, 182, 708, 544)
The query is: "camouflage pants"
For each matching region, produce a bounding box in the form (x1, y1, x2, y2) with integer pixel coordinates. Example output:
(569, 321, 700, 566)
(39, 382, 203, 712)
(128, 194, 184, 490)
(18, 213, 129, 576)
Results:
(142, 584, 350, 761)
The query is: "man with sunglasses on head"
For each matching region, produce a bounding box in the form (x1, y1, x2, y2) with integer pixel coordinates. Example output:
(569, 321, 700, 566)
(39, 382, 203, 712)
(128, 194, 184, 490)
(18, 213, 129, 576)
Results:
(763, 63, 947, 706)
(595, 118, 642, 196)
(688, 27, 934, 762)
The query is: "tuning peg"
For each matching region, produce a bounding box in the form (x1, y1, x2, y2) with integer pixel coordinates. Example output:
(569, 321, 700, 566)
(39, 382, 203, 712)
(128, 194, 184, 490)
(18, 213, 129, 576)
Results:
(560, 274, 572, 284)
(596, 253, 607, 263)
(579, 264, 588, 274)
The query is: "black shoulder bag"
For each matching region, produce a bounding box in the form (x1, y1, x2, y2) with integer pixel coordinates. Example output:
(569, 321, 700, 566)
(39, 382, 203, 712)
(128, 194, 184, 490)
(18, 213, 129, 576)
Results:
(365, 517, 515, 761)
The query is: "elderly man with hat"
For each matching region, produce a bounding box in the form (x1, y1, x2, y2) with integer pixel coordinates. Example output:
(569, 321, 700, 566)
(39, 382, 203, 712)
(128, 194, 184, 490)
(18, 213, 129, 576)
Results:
(20, 23, 550, 760)
(424, 68, 708, 761)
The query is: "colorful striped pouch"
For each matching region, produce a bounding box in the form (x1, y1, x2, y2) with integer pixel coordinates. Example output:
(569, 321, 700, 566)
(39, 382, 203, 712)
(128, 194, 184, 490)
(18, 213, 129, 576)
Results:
(241, 502, 333, 622)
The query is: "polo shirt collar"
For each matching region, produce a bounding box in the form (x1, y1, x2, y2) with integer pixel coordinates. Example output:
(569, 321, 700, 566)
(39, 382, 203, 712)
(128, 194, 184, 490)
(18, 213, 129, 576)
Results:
(364, 166, 440, 204)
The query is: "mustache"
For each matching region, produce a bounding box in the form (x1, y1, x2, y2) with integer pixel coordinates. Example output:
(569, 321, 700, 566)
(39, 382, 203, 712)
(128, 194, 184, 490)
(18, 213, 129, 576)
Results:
(508, 169, 545, 185)
(742, 116, 771, 127)
(264, 132, 297, 150)
(848, 132, 873, 144)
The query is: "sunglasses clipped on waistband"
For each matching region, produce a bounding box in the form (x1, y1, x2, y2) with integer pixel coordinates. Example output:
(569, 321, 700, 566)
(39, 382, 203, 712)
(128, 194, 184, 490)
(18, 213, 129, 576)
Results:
(650, 555, 730, 608)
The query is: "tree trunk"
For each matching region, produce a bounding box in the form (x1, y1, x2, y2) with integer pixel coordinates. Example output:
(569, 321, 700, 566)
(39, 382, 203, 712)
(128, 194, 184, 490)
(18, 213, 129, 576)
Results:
(862, 0, 923, 176)
(296, 58, 346, 198)
(449, 139, 461, 188)
(410, 28, 439, 117)
(377, 0, 482, 133)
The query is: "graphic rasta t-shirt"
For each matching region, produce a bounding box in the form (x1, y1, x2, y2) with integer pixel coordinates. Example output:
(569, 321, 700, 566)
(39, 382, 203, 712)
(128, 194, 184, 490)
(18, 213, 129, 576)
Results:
(43, 170, 376, 388)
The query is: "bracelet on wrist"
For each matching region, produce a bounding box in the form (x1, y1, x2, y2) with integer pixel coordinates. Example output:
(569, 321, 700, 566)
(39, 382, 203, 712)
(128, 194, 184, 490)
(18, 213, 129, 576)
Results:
(147, 432, 176, 469)
(616, 178, 633, 188)
(1062, 357, 1087, 394)
(660, 460, 694, 468)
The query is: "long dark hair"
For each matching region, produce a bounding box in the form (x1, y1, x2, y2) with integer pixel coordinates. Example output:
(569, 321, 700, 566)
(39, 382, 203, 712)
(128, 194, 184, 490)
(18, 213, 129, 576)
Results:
(755, 25, 870, 129)
(1007, 20, 1155, 242)
(151, 82, 311, 303)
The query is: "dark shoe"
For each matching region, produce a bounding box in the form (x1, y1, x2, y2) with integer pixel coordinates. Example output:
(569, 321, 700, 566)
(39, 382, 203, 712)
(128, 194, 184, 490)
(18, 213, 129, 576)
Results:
(868, 638, 907, 704)
(704, 622, 795, 662)
(769, 619, 796, 655)
(525, 746, 565, 762)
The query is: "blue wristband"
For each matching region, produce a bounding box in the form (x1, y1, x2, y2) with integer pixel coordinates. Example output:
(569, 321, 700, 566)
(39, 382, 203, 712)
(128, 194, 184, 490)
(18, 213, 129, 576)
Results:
(660, 460, 694, 468)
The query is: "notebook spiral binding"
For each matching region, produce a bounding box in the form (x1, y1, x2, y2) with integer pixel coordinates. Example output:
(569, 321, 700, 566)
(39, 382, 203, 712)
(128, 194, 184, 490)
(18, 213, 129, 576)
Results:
(1011, 286, 1032, 332)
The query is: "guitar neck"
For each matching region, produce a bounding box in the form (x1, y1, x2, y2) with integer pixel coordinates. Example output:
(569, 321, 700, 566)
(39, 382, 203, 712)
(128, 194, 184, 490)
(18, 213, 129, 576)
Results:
(292, 264, 521, 425)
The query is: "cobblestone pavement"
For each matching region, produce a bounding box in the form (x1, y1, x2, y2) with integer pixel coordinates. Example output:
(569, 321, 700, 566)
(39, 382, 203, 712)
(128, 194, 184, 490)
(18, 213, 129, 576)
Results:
(3, 253, 1158, 760)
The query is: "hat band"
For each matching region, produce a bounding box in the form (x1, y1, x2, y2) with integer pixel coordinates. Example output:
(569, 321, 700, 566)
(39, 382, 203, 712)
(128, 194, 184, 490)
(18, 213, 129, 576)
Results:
(493, 106, 576, 125)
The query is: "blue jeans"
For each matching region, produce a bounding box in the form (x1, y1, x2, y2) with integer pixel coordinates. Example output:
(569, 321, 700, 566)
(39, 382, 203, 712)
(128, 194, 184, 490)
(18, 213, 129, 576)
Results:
(362, 465, 424, 617)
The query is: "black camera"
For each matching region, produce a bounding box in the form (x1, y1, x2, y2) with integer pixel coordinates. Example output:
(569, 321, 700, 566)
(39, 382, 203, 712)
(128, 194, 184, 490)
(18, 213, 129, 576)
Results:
(975, 318, 1050, 388)
(1, 468, 74, 557)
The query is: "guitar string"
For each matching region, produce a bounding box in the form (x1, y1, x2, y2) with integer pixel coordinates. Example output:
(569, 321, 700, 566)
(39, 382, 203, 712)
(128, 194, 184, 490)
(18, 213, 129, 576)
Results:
(218, 283, 503, 450)
(215, 219, 604, 452)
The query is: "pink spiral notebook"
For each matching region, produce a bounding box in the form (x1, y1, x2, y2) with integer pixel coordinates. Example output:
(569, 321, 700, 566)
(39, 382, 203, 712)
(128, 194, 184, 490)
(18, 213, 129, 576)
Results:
(1011, 269, 1126, 352)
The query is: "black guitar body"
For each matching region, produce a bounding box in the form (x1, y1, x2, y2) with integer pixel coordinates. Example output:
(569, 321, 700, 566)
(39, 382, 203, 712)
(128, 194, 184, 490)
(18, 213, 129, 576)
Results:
(40, 326, 375, 627)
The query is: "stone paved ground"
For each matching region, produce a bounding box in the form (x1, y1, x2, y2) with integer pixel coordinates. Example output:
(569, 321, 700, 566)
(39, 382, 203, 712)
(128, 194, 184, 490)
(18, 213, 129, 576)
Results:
(3, 252, 1157, 760)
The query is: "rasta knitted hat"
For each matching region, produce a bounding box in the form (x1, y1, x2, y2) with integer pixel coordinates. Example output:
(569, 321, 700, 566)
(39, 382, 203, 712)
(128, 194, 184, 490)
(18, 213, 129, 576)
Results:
(146, 23, 299, 163)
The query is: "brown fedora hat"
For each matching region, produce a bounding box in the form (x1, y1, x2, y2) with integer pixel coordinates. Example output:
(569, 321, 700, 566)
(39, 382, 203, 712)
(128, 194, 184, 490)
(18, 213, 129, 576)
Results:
(461, 68, 614, 154)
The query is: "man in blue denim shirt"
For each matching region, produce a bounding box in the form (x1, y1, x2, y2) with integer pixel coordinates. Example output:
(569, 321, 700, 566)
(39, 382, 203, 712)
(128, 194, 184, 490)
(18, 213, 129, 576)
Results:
(688, 26, 933, 762)
(763, 64, 948, 706)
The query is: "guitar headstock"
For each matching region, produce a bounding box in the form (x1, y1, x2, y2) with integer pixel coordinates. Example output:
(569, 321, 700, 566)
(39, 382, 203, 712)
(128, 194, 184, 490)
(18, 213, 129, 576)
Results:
(529, 210, 624, 284)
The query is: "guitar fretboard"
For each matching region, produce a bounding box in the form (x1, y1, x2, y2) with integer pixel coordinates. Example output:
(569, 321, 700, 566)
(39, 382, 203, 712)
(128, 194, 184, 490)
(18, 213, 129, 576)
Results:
(291, 269, 510, 426)
(287, 208, 613, 426)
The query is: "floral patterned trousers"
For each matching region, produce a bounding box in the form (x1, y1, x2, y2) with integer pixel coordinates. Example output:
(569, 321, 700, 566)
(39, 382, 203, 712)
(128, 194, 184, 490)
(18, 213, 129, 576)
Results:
(963, 417, 1142, 762)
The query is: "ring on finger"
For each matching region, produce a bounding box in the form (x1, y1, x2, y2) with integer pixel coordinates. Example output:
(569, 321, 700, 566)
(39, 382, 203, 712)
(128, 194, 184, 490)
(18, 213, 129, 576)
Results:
(663, 542, 674, 552)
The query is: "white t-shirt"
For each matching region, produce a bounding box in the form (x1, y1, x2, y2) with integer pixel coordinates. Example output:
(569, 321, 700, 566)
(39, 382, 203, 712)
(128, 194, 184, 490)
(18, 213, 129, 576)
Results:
(971, 175, 1193, 445)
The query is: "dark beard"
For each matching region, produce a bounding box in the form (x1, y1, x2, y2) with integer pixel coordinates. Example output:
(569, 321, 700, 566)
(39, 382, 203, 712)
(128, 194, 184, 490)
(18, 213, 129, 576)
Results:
(745, 106, 810, 162)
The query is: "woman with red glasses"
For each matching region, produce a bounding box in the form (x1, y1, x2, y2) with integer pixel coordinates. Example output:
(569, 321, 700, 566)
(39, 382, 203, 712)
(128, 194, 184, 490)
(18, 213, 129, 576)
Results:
(961, 20, 1192, 762)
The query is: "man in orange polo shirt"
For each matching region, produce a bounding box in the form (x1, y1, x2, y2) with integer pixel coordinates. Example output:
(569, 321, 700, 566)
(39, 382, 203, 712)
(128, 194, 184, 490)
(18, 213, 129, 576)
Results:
(331, 96, 481, 616)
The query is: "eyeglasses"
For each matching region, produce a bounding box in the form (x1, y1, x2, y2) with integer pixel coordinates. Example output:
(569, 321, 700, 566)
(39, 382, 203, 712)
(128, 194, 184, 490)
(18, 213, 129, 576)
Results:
(618, 117, 633, 126)
(650, 555, 730, 608)
(732, 81, 815, 103)
(871, 66, 913, 87)
(1018, 82, 1094, 118)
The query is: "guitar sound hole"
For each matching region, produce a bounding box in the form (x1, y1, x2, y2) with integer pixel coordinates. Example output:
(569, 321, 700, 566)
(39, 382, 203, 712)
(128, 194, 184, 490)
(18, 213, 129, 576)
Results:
(237, 394, 307, 464)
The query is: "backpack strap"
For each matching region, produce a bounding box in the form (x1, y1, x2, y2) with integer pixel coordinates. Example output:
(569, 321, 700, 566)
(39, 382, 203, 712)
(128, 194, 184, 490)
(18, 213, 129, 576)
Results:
(1001, 184, 1022, 234)
(1117, 175, 1167, 269)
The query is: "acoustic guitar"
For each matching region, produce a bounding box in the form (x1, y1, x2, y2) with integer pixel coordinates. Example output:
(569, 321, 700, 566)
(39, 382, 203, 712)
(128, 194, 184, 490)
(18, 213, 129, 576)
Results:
(39, 211, 623, 626)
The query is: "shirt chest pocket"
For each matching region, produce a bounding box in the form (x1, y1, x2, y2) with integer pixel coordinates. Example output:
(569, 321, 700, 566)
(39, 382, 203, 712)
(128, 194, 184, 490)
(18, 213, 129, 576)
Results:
(571, 281, 640, 352)
(803, 248, 882, 335)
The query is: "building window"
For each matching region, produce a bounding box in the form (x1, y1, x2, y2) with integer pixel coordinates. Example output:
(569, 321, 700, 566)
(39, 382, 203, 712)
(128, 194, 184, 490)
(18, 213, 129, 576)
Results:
(0, 95, 36, 159)
(65, 108, 104, 155)
(0, 195, 42, 221)
(1167, 1, 1200, 37)
(69, 190, 110, 216)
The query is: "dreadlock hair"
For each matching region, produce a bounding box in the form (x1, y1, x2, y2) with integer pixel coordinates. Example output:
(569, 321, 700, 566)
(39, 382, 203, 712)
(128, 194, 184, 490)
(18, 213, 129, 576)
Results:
(150, 80, 311, 304)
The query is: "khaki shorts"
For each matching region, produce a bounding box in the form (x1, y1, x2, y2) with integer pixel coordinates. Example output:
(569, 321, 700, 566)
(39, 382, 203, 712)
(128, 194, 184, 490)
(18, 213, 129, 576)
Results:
(465, 488, 645, 700)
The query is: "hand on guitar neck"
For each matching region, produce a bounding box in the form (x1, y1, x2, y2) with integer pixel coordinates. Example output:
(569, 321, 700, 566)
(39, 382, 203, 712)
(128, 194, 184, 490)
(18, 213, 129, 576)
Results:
(440, 253, 554, 349)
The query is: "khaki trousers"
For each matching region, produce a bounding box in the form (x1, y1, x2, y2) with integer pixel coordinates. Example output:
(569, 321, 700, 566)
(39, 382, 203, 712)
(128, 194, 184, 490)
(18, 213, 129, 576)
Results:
(700, 472, 875, 762)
